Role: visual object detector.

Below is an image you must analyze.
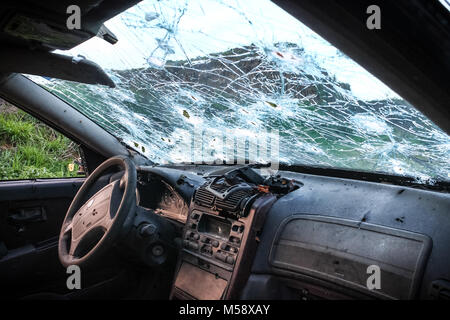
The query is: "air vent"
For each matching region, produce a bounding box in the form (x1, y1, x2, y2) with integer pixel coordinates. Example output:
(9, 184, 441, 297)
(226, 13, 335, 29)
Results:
(215, 190, 250, 211)
(195, 183, 253, 214)
(194, 187, 214, 206)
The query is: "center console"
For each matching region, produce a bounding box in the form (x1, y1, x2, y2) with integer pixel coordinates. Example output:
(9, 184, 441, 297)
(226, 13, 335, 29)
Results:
(170, 167, 296, 300)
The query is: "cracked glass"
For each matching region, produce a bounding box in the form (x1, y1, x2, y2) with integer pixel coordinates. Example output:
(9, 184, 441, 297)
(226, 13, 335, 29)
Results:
(28, 0, 450, 184)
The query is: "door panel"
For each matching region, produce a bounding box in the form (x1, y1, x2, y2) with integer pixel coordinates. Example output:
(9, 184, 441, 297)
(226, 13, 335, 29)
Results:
(0, 178, 84, 298)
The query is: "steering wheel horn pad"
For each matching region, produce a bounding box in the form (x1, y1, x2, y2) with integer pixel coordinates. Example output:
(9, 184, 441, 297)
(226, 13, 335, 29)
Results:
(58, 155, 137, 268)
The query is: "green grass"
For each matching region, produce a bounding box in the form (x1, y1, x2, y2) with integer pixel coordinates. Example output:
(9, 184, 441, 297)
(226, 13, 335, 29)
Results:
(0, 101, 84, 180)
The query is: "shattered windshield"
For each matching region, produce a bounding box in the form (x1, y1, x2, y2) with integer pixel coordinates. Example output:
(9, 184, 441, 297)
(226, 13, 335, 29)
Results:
(28, 0, 450, 184)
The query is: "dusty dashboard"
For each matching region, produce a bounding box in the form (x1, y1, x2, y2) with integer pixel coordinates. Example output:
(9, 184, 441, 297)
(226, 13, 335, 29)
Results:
(135, 165, 449, 300)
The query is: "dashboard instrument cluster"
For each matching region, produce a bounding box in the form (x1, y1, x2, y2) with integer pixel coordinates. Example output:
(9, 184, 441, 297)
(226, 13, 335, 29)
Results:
(137, 171, 189, 224)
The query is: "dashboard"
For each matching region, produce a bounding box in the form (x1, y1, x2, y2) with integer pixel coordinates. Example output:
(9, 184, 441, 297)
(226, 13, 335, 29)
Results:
(136, 169, 189, 224)
(134, 165, 450, 300)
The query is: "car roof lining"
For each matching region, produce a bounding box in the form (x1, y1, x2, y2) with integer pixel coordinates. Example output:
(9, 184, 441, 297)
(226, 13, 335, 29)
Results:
(0, 0, 140, 51)
(0, 0, 141, 86)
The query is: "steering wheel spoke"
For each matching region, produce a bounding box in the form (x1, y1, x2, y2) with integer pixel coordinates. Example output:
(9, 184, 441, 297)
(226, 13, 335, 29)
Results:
(63, 221, 73, 235)
(69, 237, 81, 256)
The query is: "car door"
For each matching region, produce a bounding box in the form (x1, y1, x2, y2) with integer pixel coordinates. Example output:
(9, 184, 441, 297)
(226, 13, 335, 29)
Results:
(0, 100, 86, 298)
(0, 178, 85, 298)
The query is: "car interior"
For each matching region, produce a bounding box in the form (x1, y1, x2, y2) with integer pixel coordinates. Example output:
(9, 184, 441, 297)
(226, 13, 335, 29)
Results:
(0, 0, 449, 300)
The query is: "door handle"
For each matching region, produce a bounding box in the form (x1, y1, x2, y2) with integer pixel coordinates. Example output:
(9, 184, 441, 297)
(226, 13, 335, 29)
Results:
(8, 206, 47, 224)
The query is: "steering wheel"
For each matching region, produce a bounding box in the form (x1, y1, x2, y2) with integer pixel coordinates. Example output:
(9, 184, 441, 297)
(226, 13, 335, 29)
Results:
(58, 155, 137, 268)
